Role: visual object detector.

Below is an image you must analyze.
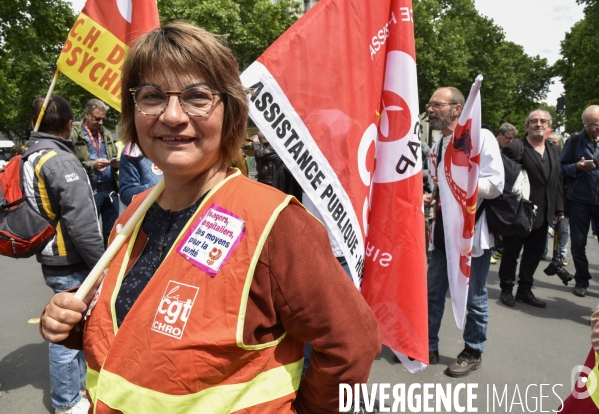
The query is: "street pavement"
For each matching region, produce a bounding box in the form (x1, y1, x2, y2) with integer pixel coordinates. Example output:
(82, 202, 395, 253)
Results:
(1, 232, 598, 413)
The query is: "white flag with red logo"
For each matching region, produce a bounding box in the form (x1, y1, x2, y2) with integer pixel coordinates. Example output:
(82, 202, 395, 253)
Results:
(435, 76, 484, 329)
(241, 0, 428, 369)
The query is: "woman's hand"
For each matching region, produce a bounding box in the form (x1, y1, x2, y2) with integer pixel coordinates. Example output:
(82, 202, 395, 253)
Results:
(41, 293, 88, 343)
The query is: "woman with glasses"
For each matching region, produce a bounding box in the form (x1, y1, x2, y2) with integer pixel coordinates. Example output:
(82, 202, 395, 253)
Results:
(40, 22, 380, 414)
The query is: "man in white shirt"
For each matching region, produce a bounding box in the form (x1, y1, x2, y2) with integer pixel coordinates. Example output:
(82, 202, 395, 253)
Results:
(426, 87, 504, 378)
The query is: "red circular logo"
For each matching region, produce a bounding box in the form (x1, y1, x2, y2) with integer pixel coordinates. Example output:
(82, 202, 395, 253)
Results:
(378, 90, 411, 142)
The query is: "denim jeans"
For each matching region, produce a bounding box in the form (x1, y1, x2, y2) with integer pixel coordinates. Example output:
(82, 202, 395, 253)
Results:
(569, 200, 599, 288)
(543, 219, 570, 259)
(44, 268, 90, 409)
(302, 256, 352, 377)
(93, 188, 119, 247)
(428, 248, 492, 353)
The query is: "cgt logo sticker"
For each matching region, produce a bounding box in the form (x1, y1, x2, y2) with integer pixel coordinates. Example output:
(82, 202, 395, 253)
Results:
(152, 281, 199, 340)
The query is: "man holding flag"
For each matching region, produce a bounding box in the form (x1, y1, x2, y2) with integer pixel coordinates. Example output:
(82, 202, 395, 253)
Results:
(427, 85, 504, 378)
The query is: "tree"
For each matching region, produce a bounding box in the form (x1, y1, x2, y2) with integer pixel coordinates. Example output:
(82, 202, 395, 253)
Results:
(413, 0, 554, 134)
(0, 0, 79, 140)
(554, 0, 599, 132)
(158, 0, 302, 71)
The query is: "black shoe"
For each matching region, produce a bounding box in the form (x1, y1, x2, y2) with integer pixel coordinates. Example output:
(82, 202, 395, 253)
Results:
(573, 286, 587, 297)
(429, 350, 439, 365)
(446, 346, 481, 378)
(500, 291, 515, 307)
(515, 291, 546, 308)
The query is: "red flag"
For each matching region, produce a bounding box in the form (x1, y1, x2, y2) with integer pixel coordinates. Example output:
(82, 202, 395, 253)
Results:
(241, 0, 428, 369)
(57, 0, 159, 110)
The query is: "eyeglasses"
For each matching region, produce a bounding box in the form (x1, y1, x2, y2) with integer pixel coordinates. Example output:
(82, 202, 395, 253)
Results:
(91, 115, 105, 122)
(527, 119, 550, 125)
(425, 102, 457, 110)
(129, 85, 223, 117)
(584, 123, 599, 129)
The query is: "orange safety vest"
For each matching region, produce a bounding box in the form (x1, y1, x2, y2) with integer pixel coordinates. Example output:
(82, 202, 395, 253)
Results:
(83, 170, 304, 413)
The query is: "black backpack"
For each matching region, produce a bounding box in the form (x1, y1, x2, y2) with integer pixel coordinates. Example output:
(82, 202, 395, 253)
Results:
(476, 147, 536, 238)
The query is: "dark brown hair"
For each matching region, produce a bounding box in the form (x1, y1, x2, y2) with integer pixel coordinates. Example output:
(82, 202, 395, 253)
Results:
(31, 95, 73, 136)
(120, 21, 248, 164)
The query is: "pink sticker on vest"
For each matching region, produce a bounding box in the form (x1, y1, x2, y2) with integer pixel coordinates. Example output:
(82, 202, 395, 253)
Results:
(176, 203, 246, 276)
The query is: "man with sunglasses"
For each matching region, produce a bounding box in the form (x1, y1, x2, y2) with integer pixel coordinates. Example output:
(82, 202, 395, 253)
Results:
(496, 123, 518, 150)
(71, 99, 120, 247)
(561, 105, 599, 297)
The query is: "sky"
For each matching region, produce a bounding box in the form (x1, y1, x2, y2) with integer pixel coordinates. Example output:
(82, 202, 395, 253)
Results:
(67, 0, 584, 105)
(474, 0, 584, 105)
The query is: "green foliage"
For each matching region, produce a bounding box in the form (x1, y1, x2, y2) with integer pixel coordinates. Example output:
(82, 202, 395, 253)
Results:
(554, 0, 599, 132)
(158, 0, 302, 71)
(0, 0, 77, 140)
(0, 0, 557, 141)
(413, 0, 554, 133)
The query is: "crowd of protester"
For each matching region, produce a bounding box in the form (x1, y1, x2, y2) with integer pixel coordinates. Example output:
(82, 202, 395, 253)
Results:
(12, 20, 597, 412)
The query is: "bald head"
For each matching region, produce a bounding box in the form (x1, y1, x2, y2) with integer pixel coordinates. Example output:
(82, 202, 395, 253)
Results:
(427, 87, 464, 136)
(583, 105, 599, 139)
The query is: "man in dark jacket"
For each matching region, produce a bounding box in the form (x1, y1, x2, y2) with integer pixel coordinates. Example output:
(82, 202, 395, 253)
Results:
(24, 95, 104, 413)
(561, 105, 599, 297)
(499, 109, 564, 308)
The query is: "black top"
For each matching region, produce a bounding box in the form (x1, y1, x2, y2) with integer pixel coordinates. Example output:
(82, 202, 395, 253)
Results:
(533, 148, 552, 182)
(503, 138, 563, 229)
(115, 193, 208, 326)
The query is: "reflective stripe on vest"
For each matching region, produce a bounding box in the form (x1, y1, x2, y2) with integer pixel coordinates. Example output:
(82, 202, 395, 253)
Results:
(87, 359, 302, 413)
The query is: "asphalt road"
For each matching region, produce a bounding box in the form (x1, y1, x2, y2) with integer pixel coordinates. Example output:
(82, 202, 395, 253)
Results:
(1, 231, 598, 413)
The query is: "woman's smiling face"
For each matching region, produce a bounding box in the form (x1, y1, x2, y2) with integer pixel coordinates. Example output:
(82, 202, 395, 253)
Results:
(134, 71, 225, 180)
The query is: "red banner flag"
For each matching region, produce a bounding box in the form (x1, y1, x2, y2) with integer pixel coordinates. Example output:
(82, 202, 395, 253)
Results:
(57, 0, 159, 111)
(241, 0, 428, 369)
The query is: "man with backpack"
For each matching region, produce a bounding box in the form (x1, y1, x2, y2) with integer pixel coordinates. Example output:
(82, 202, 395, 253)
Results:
(561, 105, 599, 297)
(24, 95, 104, 414)
(499, 109, 564, 308)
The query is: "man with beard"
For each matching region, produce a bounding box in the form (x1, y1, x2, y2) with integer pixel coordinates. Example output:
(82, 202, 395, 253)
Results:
(426, 87, 504, 377)
(561, 105, 599, 297)
(499, 109, 564, 307)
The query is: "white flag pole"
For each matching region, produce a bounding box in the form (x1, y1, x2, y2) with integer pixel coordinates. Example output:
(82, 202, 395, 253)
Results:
(74, 178, 165, 301)
(33, 70, 61, 132)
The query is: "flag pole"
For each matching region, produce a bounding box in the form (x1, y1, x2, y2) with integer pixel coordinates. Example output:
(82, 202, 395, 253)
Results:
(33, 70, 61, 132)
(74, 178, 165, 301)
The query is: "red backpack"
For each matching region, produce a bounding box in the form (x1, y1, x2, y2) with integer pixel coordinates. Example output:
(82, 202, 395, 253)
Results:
(0, 140, 66, 257)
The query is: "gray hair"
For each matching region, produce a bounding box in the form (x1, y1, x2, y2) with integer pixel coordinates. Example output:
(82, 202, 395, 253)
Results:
(498, 122, 518, 136)
(85, 98, 109, 113)
(547, 132, 565, 149)
(525, 109, 552, 126)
